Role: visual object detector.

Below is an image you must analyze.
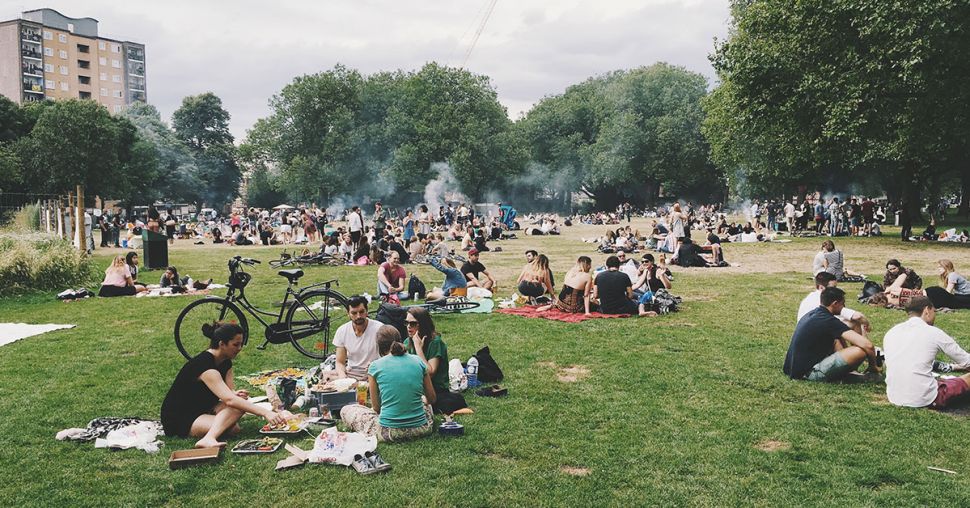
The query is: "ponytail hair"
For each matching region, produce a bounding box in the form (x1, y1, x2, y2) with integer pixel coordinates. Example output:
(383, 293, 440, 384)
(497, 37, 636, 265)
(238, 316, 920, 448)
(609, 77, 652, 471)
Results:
(376, 325, 405, 356)
(202, 321, 244, 349)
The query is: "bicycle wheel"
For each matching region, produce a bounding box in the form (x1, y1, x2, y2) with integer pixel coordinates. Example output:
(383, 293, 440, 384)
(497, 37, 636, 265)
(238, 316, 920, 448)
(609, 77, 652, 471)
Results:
(430, 299, 480, 314)
(174, 297, 249, 360)
(285, 289, 350, 359)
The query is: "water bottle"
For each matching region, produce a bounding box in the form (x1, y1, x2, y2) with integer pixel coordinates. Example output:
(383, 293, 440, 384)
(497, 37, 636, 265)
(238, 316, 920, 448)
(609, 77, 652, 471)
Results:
(467, 356, 479, 388)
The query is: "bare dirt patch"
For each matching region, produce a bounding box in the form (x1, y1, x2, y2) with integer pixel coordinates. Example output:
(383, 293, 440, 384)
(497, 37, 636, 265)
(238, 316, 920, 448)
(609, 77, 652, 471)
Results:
(560, 466, 592, 476)
(754, 439, 791, 452)
(536, 361, 557, 369)
(556, 365, 591, 383)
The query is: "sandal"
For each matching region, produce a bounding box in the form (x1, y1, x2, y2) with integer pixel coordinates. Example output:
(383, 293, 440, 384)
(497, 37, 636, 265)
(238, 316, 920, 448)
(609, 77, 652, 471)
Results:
(351, 453, 377, 475)
(365, 450, 392, 472)
(475, 385, 508, 397)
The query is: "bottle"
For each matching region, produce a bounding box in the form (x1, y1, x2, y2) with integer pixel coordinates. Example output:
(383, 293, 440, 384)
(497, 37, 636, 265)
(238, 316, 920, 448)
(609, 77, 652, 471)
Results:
(467, 356, 479, 387)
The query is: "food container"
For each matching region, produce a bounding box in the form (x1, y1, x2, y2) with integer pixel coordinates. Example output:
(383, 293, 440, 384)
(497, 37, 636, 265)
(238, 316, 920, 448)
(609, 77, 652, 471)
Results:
(168, 447, 221, 469)
(310, 389, 357, 419)
(438, 420, 464, 437)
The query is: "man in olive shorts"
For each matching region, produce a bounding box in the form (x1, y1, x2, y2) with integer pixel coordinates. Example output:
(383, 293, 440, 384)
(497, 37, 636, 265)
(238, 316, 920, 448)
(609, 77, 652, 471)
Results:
(783, 287, 881, 381)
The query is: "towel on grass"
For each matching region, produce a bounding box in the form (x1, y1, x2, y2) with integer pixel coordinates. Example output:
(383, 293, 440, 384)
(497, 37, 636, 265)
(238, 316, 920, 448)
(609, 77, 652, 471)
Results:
(0, 323, 75, 347)
(496, 306, 630, 322)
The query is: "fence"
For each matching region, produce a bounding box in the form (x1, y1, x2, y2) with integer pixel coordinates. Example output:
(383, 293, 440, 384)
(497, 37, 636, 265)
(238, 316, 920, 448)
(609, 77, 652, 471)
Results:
(0, 187, 94, 251)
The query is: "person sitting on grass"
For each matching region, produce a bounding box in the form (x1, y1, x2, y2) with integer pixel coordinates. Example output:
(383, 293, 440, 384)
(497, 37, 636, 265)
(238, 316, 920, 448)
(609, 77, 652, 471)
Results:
(124, 252, 148, 292)
(884, 296, 970, 409)
(159, 266, 212, 292)
(783, 287, 881, 382)
(461, 248, 497, 291)
(98, 255, 148, 297)
(340, 325, 436, 442)
(811, 240, 864, 281)
(377, 251, 408, 303)
(592, 255, 637, 315)
(883, 259, 922, 291)
(537, 256, 593, 315)
(797, 272, 871, 334)
(925, 259, 970, 310)
(516, 253, 554, 302)
(332, 296, 382, 381)
(426, 256, 468, 301)
(160, 321, 292, 448)
(633, 253, 671, 294)
(404, 307, 466, 414)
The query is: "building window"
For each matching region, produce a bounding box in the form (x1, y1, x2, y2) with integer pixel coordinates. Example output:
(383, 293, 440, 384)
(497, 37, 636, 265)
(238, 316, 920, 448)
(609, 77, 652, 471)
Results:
(78, 60, 90, 69)
(114, 105, 123, 113)
(61, 82, 69, 91)
(100, 88, 107, 97)
(112, 60, 120, 69)
(43, 30, 52, 40)
(44, 63, 53, 73)
(77, 44, 89, 53)
(58, 34, 67, 43)
(99, 57, 106, 66)
(113, 90, 123, 98)
(79, 91, 91, 99)
(59, 50, 67, 59)
(98, 41, 105, 50)
(46, 80, 55, 89)
(79, 75, 91, 85)
(111, 44, 120, 53)
(112, 75, 121, 83)
(59, 66, 68, 76)
(44, 47, 53, 56)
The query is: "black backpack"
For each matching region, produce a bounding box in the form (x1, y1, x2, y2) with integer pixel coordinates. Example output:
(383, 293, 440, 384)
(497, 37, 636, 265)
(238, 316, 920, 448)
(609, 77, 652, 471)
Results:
(374, 303, 409, 340)
(408, 274, 427, 300)
(474, 346, 504, 383)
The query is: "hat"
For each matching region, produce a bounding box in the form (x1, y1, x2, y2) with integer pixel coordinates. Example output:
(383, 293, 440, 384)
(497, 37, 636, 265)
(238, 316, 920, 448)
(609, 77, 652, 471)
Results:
(468, 248, 479, 256)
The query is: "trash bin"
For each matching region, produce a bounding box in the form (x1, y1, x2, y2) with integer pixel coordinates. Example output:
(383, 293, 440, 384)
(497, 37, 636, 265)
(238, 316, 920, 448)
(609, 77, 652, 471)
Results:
(142, 229, 169, 269)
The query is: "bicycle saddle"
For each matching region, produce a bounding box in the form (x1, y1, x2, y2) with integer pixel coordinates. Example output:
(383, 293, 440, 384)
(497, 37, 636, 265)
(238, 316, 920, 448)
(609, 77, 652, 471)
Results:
(277, 269, 304, 283)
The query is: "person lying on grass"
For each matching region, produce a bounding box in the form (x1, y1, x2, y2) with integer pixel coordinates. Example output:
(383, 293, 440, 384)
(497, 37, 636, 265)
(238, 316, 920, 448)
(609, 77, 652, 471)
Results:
(884, 296, 970, 409)
(161, 321, 292, 448)
(925, 259, 970, 310)
(341, 325, 436, 442)
(797, 272, 871, 335)
(783, 287, 882, 382)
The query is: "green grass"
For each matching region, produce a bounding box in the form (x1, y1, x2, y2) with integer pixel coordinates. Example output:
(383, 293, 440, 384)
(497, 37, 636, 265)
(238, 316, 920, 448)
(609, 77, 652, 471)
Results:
(1, 226, 970, 506)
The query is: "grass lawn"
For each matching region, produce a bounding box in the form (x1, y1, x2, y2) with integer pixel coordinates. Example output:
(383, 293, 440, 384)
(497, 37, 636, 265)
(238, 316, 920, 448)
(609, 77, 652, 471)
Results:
(2, 219, 970, 506)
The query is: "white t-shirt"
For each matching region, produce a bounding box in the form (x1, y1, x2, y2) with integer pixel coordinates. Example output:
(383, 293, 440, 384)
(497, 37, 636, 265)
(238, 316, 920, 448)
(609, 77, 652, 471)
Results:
(348, 212, 363, 232)
(796, 290, 857, 323)
(784, 203, 795, 218)
(332, 318, 382, 380)
(884, 317, 970, 407)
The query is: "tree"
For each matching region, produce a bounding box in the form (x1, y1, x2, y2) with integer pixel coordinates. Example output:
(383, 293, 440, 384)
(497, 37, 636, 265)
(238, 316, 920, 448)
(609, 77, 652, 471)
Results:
(172, 93, 240, 208)
(123, 103, 202, 204)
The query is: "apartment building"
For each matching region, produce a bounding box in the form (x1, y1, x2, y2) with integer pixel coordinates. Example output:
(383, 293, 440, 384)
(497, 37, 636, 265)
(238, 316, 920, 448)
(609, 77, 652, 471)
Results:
(0, 8, 146, 112)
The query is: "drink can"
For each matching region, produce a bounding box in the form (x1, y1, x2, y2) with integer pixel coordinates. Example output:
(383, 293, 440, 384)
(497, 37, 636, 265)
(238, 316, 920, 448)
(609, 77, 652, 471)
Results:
(308, 407, 319, 418)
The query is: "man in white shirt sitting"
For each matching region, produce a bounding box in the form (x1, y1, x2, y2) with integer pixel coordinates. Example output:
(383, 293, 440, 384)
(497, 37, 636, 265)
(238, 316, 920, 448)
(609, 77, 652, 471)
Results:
(797, 271, 870, 334)
(884, 296, 970, 408)
(332, 295, 381, 381)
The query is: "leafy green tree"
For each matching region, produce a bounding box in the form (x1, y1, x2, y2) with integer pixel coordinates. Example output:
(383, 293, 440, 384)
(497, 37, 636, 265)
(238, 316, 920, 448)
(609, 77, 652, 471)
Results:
(172, 93, 240, 208)
(123, 103, 201, 204)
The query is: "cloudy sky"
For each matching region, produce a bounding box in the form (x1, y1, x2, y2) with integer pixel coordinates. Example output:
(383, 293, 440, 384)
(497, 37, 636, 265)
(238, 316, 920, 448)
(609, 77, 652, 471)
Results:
(5, 0, 731, 140)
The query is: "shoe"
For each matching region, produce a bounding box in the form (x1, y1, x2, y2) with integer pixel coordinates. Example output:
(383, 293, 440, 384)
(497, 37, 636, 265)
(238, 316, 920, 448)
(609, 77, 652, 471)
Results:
(351, 453, 378, 475)
(365, 451, 391, 472)
(475, 385, 508, 397)
(933, 360, 954, 373)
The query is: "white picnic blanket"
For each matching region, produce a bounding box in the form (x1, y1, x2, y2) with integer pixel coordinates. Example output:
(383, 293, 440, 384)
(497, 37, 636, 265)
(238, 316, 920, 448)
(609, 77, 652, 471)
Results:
(0, 323, 75, 347)
(135, 284, 226, 298)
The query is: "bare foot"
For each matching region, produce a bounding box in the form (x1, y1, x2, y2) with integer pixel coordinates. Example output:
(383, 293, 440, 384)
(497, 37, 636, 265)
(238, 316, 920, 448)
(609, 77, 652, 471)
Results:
(194, 438, 227, 449)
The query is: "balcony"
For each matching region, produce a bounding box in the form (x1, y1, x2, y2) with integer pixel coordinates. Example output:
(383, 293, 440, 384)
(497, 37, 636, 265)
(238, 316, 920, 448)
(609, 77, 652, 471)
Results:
(21, 48, 42, 60)
(22, 81, 43, 94)
(78, 60, 90, 70)
(20, 29, 42, 44)
(21, 63, 43, 77)
(79, 91, 91, 99)
(77, 44, 90, 54)
(127, 63, 145, 77)
(23, 94, 44, 103)
(126, 48, 145, 62)
(78, 75, 91, 85)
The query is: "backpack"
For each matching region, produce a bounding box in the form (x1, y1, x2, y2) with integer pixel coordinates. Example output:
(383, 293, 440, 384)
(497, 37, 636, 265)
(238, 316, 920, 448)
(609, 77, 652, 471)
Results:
(408, 274, 427, 300)
(473, 346, 504, 383)
(859, 280, 883, 302)
(374, 303, 409, 340)
(651, 289, 682, 315)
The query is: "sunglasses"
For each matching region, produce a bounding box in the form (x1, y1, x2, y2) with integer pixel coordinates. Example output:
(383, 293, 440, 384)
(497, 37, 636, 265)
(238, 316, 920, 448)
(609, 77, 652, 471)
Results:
(405, 320, 419, 327)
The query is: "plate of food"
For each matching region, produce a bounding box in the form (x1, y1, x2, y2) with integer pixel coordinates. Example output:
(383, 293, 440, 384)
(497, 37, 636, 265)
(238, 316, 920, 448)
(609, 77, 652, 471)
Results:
(259, 416, 308, 434)
(231, 437, 284, 454)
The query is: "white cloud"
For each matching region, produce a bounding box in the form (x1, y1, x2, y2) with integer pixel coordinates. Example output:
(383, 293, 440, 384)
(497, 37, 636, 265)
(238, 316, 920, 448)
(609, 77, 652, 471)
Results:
(8, 0, 730, 139)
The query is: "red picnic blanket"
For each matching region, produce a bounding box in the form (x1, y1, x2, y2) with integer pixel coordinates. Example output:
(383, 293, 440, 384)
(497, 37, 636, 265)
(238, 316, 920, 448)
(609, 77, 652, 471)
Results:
(496, 306, 630, 323)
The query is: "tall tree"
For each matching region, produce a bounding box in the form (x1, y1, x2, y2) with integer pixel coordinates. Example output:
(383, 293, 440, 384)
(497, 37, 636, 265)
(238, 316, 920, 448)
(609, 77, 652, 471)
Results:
(123, 102, 202, 204)
(172, 93, 240, 208)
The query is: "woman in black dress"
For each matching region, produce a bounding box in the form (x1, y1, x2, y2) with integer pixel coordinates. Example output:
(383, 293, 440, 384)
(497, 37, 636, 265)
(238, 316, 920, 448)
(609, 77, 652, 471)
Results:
(161, 322, 291, 448)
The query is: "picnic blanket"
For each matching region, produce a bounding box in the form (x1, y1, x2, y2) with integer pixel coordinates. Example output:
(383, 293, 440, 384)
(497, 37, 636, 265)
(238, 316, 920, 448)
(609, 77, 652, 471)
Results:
(0, 323, 75, 348)
(135, 283, 226, 298)
(497, 306, 630, 322)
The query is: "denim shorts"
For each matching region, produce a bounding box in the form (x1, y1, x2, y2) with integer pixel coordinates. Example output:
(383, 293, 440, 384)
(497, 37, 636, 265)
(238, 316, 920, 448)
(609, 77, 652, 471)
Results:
(805, 352, 852, 381)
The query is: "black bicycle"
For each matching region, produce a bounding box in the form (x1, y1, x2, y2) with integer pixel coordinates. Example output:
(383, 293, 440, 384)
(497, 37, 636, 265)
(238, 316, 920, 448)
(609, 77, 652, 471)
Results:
(269, 249, 345, 268)
(173, 256, 350, 360)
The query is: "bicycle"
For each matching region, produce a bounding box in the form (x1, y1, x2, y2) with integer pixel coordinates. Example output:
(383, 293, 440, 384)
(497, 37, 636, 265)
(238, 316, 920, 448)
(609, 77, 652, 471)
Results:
(377, 292, 481, 314)
(173, 256, 350, 360)
(269, 249, 345, 268)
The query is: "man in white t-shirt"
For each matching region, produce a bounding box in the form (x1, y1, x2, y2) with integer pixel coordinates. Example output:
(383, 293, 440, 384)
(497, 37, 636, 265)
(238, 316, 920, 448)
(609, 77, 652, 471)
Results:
(884, 296, 970, 408)
(332, 295, 381, 381)
(347, 206, 363, 250)
(784, 201, 796, 233)
(797, 272, 870, 334)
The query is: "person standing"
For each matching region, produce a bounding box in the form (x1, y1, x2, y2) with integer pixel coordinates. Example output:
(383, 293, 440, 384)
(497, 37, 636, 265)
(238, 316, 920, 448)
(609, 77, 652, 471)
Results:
(373, 202, 388, 242)
(348, 206, 364, 250)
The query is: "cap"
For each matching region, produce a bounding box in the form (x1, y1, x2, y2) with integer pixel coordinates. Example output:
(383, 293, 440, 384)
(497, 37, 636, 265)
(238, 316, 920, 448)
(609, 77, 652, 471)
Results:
(468, 248, 479, 256)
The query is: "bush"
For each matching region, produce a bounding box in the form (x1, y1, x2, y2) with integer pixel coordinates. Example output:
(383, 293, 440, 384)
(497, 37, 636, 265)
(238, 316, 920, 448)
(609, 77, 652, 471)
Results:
(11, 204, 41, 231)
(0, 235, 96, 296)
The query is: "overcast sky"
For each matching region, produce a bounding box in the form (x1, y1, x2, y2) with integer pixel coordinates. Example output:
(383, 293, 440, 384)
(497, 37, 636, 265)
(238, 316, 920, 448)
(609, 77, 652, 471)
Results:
(5, 0, 731, 140)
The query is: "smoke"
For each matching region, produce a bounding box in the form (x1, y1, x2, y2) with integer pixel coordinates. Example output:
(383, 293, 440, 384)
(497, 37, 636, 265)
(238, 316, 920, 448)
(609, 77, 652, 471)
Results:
(423, 163, 467, 211)
(325, 196, 349, 220)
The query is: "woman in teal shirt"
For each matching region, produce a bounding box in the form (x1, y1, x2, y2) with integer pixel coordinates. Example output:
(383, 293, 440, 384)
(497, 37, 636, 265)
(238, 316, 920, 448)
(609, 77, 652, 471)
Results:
(404, 307, 467, 413)
(341, 325, 436, 442)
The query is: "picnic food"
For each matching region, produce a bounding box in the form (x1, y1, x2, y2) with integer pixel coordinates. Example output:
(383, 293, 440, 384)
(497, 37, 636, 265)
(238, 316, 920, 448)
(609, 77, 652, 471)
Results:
(260, 415, 306, 433)
(232, 437, 283, 453)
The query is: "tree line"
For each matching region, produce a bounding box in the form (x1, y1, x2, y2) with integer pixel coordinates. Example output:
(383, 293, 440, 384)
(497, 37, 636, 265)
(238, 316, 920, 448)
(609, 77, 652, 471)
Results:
(3, 1, 967, 216)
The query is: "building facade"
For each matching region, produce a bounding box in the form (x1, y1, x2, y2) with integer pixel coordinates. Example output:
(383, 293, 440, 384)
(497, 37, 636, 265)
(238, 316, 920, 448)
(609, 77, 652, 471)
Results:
(0, 8, 145, 112)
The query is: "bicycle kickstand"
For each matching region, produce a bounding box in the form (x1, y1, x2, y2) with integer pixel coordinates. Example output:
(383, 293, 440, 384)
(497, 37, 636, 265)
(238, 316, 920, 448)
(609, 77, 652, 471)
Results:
(256, 340, 269, 351)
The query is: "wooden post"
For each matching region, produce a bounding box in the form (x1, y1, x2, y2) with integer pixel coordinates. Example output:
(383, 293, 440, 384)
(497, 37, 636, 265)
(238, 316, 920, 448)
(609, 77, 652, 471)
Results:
(67, 192, 74, 244)
(77, 185, 86, 252)
(56, 199, 63, 238)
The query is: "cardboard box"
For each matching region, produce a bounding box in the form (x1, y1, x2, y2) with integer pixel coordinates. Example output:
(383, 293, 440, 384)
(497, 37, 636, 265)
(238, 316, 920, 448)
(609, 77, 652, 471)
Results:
(311, 390, 357, 418)
(168, 447, 221, 469)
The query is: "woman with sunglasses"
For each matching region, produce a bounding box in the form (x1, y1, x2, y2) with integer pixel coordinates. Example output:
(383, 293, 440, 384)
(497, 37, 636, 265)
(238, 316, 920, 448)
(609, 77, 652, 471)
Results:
(403, 307, 467, 413)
